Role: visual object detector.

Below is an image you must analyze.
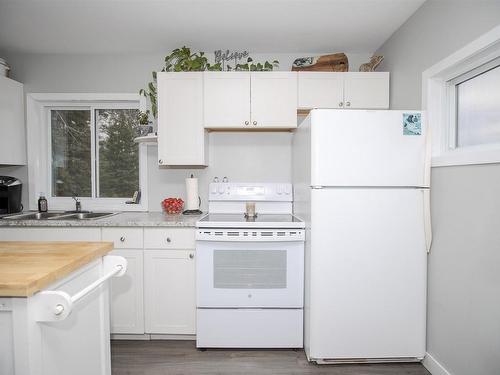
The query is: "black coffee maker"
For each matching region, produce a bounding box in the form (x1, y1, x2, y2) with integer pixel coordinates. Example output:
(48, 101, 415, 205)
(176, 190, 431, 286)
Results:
(0, 176, 22, 215)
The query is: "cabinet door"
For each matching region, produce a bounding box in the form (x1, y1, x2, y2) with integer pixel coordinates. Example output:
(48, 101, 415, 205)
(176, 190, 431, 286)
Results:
(144, 249, 196, 335)
(0, 77, 25, 165)
(343, 72, 390, 109)
(298, 72, 344, 109)
(250, 72, 298, 128)
(37, 260, 111, 375)
(157, 72, 207, 166)
(109, 249, 144, 334)
(204, 72, 250, 129)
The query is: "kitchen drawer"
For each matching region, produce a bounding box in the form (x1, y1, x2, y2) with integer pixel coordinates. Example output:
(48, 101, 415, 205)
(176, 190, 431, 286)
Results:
(144, 228, 195, 249)
(0, 227, 100, 241)
(102, 227, 143, 249)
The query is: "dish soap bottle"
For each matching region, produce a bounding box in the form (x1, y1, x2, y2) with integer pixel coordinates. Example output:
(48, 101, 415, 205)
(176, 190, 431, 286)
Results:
(38, 193, 48, 213)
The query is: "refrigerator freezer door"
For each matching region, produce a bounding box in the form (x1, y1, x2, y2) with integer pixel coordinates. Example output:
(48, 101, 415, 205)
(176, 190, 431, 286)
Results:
(307, 188, 427, 361)
(310, 110, 429, 187)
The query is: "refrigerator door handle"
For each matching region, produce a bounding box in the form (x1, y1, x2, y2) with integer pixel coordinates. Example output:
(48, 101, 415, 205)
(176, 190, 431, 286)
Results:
(423, 189, 432, 253)
(423, 112, 432, 188)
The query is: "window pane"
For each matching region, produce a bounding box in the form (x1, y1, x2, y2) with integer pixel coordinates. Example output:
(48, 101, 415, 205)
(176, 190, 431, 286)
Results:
(97, 108, 140, 198)
(457, 65, 500, 147)
(51, 109, 92, 197)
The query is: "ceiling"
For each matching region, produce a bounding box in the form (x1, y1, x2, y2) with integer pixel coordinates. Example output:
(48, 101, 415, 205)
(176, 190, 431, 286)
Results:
(0, 0, 425, 55)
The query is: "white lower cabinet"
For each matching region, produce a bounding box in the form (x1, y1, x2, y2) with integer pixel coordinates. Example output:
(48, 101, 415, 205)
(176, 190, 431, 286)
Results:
(144, 249, 196, 335)
(0, 225, 197, 338)
(109, 249, 144, 334)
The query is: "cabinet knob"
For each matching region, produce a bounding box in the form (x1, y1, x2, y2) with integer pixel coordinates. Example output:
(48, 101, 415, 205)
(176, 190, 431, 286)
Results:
(346, 101, 351, 107)
(244, 121, 249, 125)
(120, 236, 125, 242)
(166, 237, 171, 243)
(252, 121, 257, 126)
(159, 159, 163, 164)
(339, 102, 344, 107)
(189, 253, 195, 259)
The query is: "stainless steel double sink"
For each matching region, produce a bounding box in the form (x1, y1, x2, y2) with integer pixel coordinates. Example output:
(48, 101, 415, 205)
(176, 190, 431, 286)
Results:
(3, 211, 118, 221)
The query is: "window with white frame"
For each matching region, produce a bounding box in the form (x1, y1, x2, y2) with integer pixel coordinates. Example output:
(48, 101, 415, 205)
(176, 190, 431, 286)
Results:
(423, 26, 500, 167)
(450, 59, 500, 149)
(27, 94, 148, 211)
(49, 106, 140, 198)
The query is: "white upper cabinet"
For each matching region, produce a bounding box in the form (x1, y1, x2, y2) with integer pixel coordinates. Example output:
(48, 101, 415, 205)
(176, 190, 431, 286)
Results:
(298, 72, 344, 109)
(343, 72, 390, 109)
(250, 72, 298, 128)
(298, 72, 389, 110)
(203, 71, 297, 130)
(204, 72, 250, 128)
(0, 76, 26, 165)
(157, 72, 207, 167)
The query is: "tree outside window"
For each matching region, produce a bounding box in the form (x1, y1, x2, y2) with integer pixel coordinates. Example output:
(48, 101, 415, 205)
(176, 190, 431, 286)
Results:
(50, 107, 140, 199)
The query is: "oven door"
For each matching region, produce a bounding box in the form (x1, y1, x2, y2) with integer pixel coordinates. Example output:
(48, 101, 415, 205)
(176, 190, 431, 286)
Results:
(196, 239, 304, 308)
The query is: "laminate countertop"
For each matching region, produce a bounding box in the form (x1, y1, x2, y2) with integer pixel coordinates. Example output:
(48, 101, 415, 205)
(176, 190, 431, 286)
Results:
(0, 212, 205, 227)
(0, 241, 113, 297)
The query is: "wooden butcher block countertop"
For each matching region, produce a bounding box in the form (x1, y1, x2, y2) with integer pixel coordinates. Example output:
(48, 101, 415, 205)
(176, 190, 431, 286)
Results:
(0, 241, 113, 297)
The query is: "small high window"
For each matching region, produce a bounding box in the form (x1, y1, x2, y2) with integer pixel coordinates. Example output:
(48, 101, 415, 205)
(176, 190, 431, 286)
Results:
(453, 61, 500, 148)
(423, 27, 500, 167)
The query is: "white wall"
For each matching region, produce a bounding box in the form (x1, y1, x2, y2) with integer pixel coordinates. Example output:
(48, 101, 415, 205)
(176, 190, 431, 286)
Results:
(0, 51, 370, 210)
(376, 1, 500, 375)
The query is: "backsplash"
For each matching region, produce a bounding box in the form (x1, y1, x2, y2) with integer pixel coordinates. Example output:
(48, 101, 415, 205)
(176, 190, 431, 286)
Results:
(147, 131, 293, 212)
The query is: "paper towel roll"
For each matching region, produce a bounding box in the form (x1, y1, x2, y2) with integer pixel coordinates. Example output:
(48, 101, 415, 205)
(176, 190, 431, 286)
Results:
(185, 176, 200, 210)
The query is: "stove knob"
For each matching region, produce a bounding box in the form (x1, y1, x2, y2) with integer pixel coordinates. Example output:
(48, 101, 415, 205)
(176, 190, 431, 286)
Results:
(277, 185, 283, 195)
(211, 185, 218, 194)
(284, 185, 292, 195)
(218, 185, 225, 194)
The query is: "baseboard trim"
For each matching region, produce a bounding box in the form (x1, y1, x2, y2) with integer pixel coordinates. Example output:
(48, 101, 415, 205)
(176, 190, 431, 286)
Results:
(423, 353, 451, 375)
(111, 334, 196, 341)
(111, 334, 151, 340)
(150, 334, 196, 341)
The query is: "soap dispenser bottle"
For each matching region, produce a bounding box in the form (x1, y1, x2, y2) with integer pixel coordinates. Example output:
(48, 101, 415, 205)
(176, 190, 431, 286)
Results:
(38, 193, 48, 213)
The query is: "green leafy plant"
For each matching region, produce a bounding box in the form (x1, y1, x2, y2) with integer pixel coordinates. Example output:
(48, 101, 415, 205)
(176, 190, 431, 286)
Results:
(137, 110, 150, 125)
(233, 57, 279, 71)
(140, 47, 279, 118)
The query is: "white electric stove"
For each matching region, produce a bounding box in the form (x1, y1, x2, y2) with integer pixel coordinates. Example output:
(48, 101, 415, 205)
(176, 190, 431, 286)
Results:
(195, 182, 305, 348)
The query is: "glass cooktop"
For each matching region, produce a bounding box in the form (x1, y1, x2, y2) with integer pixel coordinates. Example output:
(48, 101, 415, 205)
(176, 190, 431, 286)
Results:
(197, 213, 305, 229)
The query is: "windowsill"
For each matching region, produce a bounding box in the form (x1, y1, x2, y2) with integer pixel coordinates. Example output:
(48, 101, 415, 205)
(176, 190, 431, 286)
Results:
(47, 198, 148, 212)
(432, 147, 500, 167)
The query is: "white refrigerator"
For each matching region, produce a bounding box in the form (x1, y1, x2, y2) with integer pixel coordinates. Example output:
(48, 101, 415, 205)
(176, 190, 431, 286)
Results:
(293, 109, 431, 363)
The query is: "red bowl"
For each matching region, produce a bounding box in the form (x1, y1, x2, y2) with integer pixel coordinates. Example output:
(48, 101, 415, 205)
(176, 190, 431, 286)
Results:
(161, 198, 184, 215)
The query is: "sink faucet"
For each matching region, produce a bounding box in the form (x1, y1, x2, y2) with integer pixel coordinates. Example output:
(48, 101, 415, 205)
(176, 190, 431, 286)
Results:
(72, 196, 82, 212)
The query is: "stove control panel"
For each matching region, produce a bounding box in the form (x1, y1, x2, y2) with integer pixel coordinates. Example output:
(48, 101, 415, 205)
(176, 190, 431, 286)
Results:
(209, 183, 292, 201)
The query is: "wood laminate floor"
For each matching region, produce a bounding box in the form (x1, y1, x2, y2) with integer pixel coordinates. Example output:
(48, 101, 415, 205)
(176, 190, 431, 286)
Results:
(111, 340, 431, 375)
